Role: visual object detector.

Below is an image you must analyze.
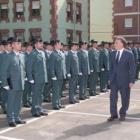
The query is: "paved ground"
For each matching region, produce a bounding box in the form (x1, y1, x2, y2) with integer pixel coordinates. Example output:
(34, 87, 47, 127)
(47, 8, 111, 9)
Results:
(0, 81, 140, 140)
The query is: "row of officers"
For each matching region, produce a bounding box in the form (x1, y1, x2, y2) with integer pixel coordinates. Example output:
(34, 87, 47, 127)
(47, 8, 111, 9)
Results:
(0, 37, 139, 127)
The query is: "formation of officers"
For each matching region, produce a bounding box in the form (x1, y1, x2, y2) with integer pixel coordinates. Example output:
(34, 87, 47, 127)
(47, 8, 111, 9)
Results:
(0, 37, 139, 127)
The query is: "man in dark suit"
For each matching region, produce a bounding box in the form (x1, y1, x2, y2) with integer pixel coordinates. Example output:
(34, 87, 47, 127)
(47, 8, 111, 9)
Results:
(108, 37, 136, 122)
(0, 37, 26, 127)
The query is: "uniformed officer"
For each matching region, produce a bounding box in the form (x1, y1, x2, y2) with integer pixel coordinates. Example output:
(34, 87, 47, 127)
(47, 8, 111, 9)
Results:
(66, 42, 80, 104)
(43, 41, 53, 102)
(49, 40, 66, 110)
(88, 40, 100, 96)
(26, 38, 48, 117)
(127, 42, 132, 51)
(0, 37, 26, 127)
(99, 42, 110, 92)
(77, 41, 90, 100)
(0, 40, 12, 114)
(22, 42, 33, 108)
(132, 42, 139, 79)
(137, 43, 140, 79)
(0, 41, 5, 106)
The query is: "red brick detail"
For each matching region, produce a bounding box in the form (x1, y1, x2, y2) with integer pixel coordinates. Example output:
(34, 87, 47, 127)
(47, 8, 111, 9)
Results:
(0, 0, 10, 23)
(50, 0, 58, 40)
(66, 0, 73, 23)
(76, 30, 82, 41)
(0, 29, 9, 34)
(28, 0, 42, 21)
(76, 2, 82, 24)
(12, 0, 25, 22)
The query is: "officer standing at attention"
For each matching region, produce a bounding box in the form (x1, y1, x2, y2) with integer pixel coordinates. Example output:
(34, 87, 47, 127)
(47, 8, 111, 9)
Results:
(43, 41, 53, 103)
(99, 42, 110, 92)
(0, 40, 12, 114)
(66, 42, 80, 104)
(26, 38, 48, 117)
(0, 38, 26, 127)
(22, 42, 33, 108)
(88, 40, 100, 96)
(49, 40, 66, 110)
(77, 41, 90, 100)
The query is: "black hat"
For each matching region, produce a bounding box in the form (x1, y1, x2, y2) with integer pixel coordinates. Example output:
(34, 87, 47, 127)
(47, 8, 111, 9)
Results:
(133, 42, 136, 45)
(51, 40, 60, 46)
(68, 41, 78, 49)
(11, 37, 21, 43)
(0, 40, 6, 46)
(79, 41, 87, 47)
(43, 41, 50, 46)
(31, 38, 42, 44)
(108, 42, 113, 46)
(23, 42, 33, 47)
(91, 39, 98, 44)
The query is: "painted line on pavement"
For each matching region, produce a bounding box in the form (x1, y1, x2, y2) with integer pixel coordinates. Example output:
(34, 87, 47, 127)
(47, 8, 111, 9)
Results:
(0, 136, 24, 140)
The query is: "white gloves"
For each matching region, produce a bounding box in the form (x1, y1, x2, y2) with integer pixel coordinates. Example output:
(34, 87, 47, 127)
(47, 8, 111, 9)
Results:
(79, 73, 82, 75)
(29, 80, 35, 84)
(101, 68, 105, 71)
(3, 86, 10, 90)
(67, 74, 71, 78)
(52, 77, 57, 80)
(25, 78, 28, 81)
(91, 70, 94, 73)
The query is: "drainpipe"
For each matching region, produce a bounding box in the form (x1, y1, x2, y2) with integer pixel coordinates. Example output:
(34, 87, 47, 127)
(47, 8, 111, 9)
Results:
(138, 0, 140, 42)
(73, 0, 76, 41)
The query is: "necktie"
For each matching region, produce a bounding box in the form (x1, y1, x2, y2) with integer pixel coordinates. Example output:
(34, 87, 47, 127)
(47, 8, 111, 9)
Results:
(116, 51, 120, 64)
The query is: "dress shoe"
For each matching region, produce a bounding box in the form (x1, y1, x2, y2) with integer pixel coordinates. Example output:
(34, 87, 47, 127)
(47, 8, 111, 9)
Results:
(44, 99, 51, 103)
(32, 113, 41, 117)
(119, 115, 125, 122)
(23, 104, 31, 108)
(84, 96, 90, 99)
(9, 122, 17, 127)
(95, 93, 100, 95)
(69, 101, 75, 104)
(107, 115, 118, 122)
(100, 90, 106, 93)
(61, 94, 66, 98)
(79, 97, 86, 100)
(53, 107, 60, 110)
(89, 92, 96, 96)
(75, 92, 79, 95)
(105, 89, 109, 92)
(75, 100, 80, 103)
(15, 120, 26, 124)
(39, 112, 48, 116)
(59, 105, 65, 109)
(3, 111, 7, 114)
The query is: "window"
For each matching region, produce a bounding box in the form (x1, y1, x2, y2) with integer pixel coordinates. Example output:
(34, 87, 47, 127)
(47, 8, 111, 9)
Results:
(66, 0, 73, 22)
(0, 4, 8, 18)
(125, 18, 133, 28)
(125, 0, 133, 7)
(29, 28, 42, 41)
(76, 30, 82, 42)
(67, 4, 72, 18)
(0, 33, 8, 40)
(15, 33, 24, 42)
(16, 3, 24, 18)
(32, 1, 40, 16)
(76, 6, 80, 20)
(76, 3, 82, 24)
(66, 29, 73, 42)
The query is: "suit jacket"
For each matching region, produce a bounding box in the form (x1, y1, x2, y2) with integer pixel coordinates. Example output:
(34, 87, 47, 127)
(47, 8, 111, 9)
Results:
(66, 50, 79, 76)
(88, 48, 100, 72)
(26, 49, 48, 84)
(49, 50, 66, 80)
(99, 49, 110, 71)
(77, 50, 90, 75)
(0, 51, 26, 90)
(109, 49, 136, 87)
(137, 48, 140, 63)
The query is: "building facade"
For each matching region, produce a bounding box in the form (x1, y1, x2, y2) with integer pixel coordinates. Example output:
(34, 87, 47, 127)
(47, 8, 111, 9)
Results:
(0, 0, 89, 43)
(114, 0, 140, 42)
(90, 0, 113, 43)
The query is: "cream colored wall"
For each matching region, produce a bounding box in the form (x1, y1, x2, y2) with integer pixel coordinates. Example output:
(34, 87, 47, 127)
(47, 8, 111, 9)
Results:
(90, 0, 113, 44)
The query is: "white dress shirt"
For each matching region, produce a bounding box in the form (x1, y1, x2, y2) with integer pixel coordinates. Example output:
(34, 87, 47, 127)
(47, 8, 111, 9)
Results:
(116, 48, 124, 61)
